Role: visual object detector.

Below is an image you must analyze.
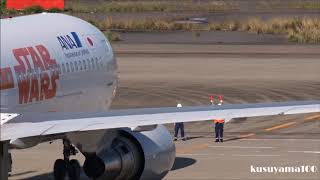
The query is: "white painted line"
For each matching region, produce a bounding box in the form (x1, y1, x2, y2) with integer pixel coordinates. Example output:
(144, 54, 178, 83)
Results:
(232, 154, 280, 157)
(239, 138, 320, 142)
(288, 151, 320, 154)
(176, 153, 209, 156)
(209, 145, 273, 149)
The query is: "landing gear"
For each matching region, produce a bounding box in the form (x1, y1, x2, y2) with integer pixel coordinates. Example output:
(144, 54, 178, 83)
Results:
(53, 159, 66, 180)
(53, 139, 81, 180)
(68, 159, 81, 180)
(0, 141, 10, 180)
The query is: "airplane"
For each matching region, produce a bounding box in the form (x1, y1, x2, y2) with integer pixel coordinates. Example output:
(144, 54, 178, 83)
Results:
(0, 13, 319, 180)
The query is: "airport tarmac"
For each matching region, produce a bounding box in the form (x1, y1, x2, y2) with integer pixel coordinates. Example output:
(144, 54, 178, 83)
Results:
(8, 120, 320, 180)
(8, 44, 320, 180)
(167, 137, 320, 180)
(8, 132, 320, 180)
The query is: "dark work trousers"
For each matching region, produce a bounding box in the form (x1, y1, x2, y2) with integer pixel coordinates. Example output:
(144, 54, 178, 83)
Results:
(174, 123, 185, 138)
(215, 123, 224, 139)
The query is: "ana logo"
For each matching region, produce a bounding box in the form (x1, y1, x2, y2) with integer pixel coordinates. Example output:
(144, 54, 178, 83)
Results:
(57, 32, 83, 50)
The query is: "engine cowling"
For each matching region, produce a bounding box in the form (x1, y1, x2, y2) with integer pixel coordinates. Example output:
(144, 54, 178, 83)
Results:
(83, 125, 176, 180)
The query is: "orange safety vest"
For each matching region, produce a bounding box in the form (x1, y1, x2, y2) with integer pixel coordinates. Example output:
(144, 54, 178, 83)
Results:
(213, 119, 225, 123)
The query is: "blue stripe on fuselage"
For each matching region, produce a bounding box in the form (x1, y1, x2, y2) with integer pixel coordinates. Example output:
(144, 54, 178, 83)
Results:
(71, 32, 82, 48)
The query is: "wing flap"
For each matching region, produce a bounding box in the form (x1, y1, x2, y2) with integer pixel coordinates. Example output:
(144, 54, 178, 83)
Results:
(0, 113, 20, 125)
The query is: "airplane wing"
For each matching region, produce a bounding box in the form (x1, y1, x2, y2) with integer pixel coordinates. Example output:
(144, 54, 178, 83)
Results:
(1, 101, 320, 141)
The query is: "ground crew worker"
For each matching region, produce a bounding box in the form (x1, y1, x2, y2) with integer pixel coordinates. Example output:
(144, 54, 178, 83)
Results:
(212, 95, 224, 142)
(214, 119, 225, 142)
(217, 95, 223, 105)
(210, 95, 214, 105)
(174, 103, 186, 141)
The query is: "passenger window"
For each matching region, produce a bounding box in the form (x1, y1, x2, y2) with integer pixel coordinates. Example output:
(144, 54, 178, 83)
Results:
(70, 62, 74, 72)
(16, 72, 21, 80)
(100, 57, 104, 67)
(91, 58, 95, 69)
(66, 63, 70, 73)
(62, 64, 65, 74)
(83, 60, 86, 70)
(29, 70, 33, 77)
(21, 72, 26, 80)
(87, 59, 91, 70)
(95, 58, 99, 69)
(79, 61, 82, 71)
(75, 61, 78, 72)
(47, 65, 51, 71)
(56, 64, 61, 74)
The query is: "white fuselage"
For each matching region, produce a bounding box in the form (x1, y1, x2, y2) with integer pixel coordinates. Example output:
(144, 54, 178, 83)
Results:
(0, 13, 118, 113)
(0, 14, 176, 180)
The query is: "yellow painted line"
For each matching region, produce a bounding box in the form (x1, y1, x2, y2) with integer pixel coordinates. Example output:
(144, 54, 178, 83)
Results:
(176, 143, 209, 154)
(304, 114, 320, 121)
(238, 115, 319, 140)
(264, 122, 297, 132)
(239, 133, 256, 138)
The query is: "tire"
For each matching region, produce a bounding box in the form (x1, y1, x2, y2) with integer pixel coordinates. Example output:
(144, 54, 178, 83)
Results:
(68, 159, 81, 180)
(83, 155, 105, 179)
(54, 159, 67, 180)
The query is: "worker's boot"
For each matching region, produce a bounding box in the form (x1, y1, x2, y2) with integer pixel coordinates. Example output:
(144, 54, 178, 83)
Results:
(215, 138, 219, 142)
(220, 139, 223, 142)
(174, 137, 178, 141)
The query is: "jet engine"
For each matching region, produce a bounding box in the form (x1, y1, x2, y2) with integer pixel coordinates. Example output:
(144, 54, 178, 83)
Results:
(82, 125, 176, 180)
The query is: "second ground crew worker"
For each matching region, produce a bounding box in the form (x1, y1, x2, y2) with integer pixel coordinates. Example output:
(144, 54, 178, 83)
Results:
(214, 119, 225, 142)
(174, 103, 186, 141)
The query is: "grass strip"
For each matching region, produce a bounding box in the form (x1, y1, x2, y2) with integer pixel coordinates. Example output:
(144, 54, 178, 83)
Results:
(92, 17, 320, 43)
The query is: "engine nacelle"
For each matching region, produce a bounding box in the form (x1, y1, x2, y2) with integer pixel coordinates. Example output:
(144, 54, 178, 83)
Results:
(83, 125, 176, 180)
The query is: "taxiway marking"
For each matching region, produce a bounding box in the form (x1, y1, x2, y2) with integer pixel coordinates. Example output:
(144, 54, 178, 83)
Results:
(239, 133, 256, 138)
(240, 138, 320, 141)
(176, 153, 210, 156)
(232, 154, 280, 157)
(209, 146, 273, 149)
(264, 122, 297, 132)
(288, 151, 320, 154)
(177, 153, 281, 157)
(304, 114, 320, 121)
(236, 114, 319, 140)
(176, 143, 209, 154)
